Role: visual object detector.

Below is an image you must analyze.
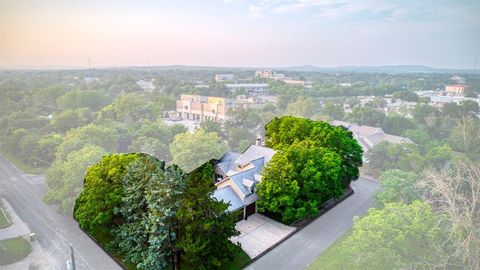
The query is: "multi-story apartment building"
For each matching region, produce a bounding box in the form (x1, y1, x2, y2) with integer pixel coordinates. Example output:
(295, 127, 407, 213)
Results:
(176, 94, 230, 122)
(445, 85, 465, 95)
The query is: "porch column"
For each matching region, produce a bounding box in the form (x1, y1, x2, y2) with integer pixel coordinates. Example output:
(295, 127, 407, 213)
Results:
(243, 206, 247, 220)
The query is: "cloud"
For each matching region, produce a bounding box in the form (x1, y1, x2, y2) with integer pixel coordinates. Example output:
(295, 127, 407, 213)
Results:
(248, 4, 264, 18)
(227, 0, 480, 26)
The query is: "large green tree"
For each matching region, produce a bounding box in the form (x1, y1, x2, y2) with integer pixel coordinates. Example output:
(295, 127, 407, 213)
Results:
(112, 156, 180, 270)
(265, 116, 362, 187)
(258, 139, 343, 223)
(170, 129, 228, 173)
(177, 162, 239, 269)
(74, 153, 140, 236)
(55, 124, 118, 162)
(375, 170, 420, 208)
(45, 144, 107, 214)
(340, 201, 456, 269)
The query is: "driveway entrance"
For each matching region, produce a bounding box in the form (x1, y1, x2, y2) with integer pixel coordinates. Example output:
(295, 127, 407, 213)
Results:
(231, 213, 296, 258)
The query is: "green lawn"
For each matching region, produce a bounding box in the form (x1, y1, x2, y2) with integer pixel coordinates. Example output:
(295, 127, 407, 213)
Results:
(0, 207, 11, 229)
(222, 244, 251, 270)
(305, 230, 353, 270)
(0, 236, 32, 266)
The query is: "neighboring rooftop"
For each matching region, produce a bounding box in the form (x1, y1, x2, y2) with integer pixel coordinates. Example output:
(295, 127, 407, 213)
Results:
(332, 120, 412, 151)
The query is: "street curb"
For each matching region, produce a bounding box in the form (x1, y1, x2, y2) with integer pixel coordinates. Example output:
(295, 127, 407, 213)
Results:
(243, 186, 355, 268)
(359, 174, 379, 182)
(75, 225, 129, 270)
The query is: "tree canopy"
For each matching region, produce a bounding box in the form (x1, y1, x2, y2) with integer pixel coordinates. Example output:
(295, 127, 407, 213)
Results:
(258, 116, 362, 223)
(340, 201, 455, 269)
(170, 129, 228, 173)
(74, 154, 239, 270)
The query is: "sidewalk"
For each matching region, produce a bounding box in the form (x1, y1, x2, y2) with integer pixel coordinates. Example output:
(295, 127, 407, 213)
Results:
(0, 197, 30, 241)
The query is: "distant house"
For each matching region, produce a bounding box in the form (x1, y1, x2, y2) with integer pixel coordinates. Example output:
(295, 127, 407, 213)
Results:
(332, 120, 412, 154)
(213, 140, 276, 220)
(215, 74, 235, 82)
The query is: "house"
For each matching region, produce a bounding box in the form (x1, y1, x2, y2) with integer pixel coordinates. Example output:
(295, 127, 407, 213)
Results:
(176, 94, 231, 122)
(332, 120, 412, 154)
(213, 139, 276, 220)
(215, 74, 235, 82)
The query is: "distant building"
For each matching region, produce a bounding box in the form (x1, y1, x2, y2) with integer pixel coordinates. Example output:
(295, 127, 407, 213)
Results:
(194, 84, 210, 89)
(215, 74, 235, 82)
(235, 95, 278, 109)
(213, 140, 275, 220)
(451, 75, 466, 85)
(282, 79, 313, 90)
(430, 95, 479, 108)
(332, 120, 412, 154)
(176, 94, 231, 122)
(136, 79, 156, 92)
(225, 83, 269, 96)
(445, 85, 465, 95)
(255, 69, 285, 80)
(83, 77, 99, 84)
(338, 83, 352, 87)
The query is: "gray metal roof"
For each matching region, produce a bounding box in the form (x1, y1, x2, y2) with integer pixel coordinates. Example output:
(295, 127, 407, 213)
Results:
(217, 151, 241, 174)
(235, 145, 276, 167)
(213, 186, 245, 212)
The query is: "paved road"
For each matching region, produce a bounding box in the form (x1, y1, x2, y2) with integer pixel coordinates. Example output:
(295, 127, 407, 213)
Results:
(245, 177, 379, 270)
(0, 154, 122, 270)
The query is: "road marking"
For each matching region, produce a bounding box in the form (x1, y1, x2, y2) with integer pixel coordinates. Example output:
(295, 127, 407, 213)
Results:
(0, 159, 92, 269)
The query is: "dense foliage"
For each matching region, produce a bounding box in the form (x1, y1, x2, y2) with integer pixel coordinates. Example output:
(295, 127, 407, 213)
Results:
(340, 201, 456, 269)
(74, 154, 239, 270)
(170, 129, 228, 173)
(258, 116, 361, 223)
(73, 153, 141, 235)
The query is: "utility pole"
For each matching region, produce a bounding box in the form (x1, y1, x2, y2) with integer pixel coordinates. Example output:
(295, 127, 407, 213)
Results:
(88, 58, 91, 70)
(67, 245, 76, 270)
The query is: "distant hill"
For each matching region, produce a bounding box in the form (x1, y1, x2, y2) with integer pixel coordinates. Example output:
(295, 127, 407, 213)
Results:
(278, 65, 479, 74)
(2, 64, 478, 74)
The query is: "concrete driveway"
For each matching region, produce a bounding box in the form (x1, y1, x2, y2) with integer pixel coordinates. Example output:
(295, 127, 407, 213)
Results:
(231, 213, 296, 258)
(245, 177, 379, 270)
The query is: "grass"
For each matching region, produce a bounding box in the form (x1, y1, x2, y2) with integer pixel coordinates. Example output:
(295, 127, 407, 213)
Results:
(0, 236, 32, 266)
(304, 229, 353, 270)
(222, 244, 251, 270)
(0, 206, 11, 229)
